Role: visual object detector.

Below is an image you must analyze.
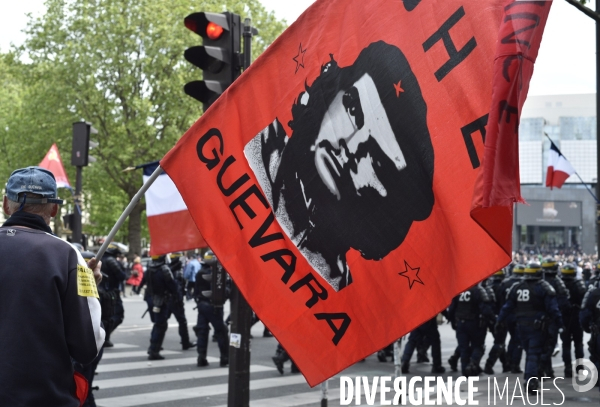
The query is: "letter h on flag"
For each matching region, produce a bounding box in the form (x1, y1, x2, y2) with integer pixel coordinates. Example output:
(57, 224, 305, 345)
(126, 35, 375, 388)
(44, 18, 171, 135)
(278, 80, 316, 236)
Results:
(545, 140, 576, 190)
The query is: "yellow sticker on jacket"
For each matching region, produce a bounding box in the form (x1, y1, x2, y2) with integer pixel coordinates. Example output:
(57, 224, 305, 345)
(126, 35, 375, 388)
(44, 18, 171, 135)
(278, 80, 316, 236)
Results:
(77, 264, 99, 298)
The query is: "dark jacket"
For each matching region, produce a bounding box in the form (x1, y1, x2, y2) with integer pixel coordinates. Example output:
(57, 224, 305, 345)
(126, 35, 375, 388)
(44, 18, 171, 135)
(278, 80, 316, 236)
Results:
(101, 252, 127, 291)
(498, 278, 563, 327)
(0, 217, 104, 406)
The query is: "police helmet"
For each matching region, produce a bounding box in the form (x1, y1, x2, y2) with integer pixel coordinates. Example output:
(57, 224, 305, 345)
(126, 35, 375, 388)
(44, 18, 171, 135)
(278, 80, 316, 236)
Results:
(541, 257, 558, 273)
(512, 264, 526, 274)
(494, 268, 506, 276)
(203, 250, 217, 266)
(150, 254, 170, 264)
(169, 252, 184, 263)
(523, 261, 542, 278)
(106, 243, 122, 256)
(560, 263, 577, 275)
(81, 251, 96, 262)
(595, 262, 600, 272)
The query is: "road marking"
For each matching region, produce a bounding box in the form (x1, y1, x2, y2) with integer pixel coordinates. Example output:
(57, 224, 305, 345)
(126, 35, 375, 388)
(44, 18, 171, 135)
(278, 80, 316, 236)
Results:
(105, 343, 139, 349)
(95, 375, 309, 407)
(94, 365, 275, 389)
(212, 389, 341, 407)
(97, 357, 218, 373)
(101, 350, 181, 359)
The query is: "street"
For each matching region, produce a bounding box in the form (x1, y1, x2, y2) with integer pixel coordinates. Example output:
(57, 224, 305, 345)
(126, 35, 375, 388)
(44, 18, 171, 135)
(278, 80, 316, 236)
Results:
(92, 296, 600, 406)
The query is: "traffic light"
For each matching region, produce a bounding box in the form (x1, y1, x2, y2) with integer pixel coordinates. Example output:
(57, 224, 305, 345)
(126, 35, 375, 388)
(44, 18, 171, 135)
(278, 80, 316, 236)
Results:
(201, 254, 228, 306)
(183, 11, 241, 109)
(71, 121, 98, 167)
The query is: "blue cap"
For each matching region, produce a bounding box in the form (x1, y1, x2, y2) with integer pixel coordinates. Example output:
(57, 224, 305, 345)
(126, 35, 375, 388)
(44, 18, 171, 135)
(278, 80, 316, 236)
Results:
(5, 166, 64, 204)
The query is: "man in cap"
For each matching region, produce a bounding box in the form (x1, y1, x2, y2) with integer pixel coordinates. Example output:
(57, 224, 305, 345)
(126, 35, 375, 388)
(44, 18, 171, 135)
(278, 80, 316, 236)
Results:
(0, 166, 104, 406)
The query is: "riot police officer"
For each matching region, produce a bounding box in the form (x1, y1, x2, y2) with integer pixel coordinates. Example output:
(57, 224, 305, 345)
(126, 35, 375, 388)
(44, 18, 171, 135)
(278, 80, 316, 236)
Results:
(589, 262, 600, 289)
(167, 253, 196, 350)
(580, 283, 600, 383)
(100, 243, 127, 347)
(540, 257, 570, 377)
(195, 251, 229, 367)
(144, 254, 179, 360)
(498, 262, 563, 392)
(448, 283, 495, 376)
(560, 263, 586, 377)
(483, 269, 510, 374)
(503, 263, 525, 373)
(401, 316, 445, 374)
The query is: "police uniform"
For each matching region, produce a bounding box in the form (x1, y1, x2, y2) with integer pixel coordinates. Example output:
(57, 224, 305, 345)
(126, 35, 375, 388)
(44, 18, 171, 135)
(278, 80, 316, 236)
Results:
(167, 253, 196, 350)
(501, 264, 525, 373)
(540, 258, 570, 377)
(194, 253, 229, 367)
(144, 255, 180, 360)
(483, 269, 510, 374)
(448, 283, 495, 376)
(401, 316, 445, 374)
(558, 263, 586, 377)
(580, 285, 600, 384)
(498, 262, 563, 391)
(100, 244, 127, 347)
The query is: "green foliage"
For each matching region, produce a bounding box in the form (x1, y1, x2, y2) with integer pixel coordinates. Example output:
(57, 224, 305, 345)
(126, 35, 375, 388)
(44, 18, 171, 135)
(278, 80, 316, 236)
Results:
(2, 0, 286, 253)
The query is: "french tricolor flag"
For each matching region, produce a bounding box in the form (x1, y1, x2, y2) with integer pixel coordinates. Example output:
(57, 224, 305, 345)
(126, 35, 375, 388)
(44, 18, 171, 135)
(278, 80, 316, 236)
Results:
(143, 162, 207, 255)
(545, 140, 576, 190)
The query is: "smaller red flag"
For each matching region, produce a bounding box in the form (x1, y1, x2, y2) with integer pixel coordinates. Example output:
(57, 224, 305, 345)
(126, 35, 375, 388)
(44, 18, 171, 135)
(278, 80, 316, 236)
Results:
(545, 141, 576, 189)
(39, 144, 71, 189)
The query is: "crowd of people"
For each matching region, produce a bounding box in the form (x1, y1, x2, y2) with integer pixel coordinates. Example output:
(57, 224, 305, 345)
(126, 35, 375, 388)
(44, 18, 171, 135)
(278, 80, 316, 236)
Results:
(397, 255, 600, 395)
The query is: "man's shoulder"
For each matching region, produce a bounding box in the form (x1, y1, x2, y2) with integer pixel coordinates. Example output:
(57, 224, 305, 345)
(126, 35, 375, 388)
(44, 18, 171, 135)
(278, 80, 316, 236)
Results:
(0, 226, 75, 250)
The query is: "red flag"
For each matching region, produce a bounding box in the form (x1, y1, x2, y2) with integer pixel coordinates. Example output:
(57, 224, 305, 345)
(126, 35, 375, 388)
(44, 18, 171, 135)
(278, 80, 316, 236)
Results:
(39, 143, 71, 189)
(545, 141, 576, 189)
(161, 0, 551, 385)
(142, 162, 207, 255)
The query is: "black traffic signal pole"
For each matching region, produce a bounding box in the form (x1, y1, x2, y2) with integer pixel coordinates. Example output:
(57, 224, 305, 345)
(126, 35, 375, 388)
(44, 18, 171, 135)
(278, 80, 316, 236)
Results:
(71, 121, 96, 247)
(227, 18, 256, 407)
(73, 166, 83, 245)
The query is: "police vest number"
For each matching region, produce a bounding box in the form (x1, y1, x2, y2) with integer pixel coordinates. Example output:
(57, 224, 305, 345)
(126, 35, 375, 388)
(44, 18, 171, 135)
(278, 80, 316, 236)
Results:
(517, 289, 530, 302)
(595, 300, 600, 310)
(459, 292, 471, 302)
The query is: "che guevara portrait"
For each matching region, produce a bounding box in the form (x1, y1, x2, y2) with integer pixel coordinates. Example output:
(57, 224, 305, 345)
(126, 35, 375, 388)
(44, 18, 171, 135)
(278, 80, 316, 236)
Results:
(244, 41, 435, 291)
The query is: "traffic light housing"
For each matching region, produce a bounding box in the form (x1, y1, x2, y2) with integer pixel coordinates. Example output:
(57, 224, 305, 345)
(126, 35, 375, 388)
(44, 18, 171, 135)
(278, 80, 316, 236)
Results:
(183, 11, 241, 109)
(71, 121, 98, 166)
(201, 256, 228, 306)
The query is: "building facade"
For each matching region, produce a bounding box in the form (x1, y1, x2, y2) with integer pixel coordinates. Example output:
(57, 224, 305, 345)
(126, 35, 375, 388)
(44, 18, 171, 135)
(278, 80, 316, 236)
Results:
(515, 93, 597, 254)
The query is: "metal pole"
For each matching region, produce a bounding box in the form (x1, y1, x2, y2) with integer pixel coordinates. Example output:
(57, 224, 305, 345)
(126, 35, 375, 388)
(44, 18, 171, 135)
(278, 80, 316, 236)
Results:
(72, 166, 83, 246)
(393, 339, 402, 379)
(227, 283, 253, 406)
(94, 165, 163, 260)
(227, 17, 255, 407)
(596, 0, 600, 255)
(320, 380, 328, 407)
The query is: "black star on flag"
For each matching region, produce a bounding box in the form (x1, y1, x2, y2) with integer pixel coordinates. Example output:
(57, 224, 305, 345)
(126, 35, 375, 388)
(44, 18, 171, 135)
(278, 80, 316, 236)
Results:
(398, 261, 424, 289)
(293, 43, 307, 73)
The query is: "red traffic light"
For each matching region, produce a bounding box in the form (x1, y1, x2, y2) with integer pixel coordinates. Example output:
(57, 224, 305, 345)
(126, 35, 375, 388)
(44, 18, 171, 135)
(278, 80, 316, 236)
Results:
(206, 22, 224, 40)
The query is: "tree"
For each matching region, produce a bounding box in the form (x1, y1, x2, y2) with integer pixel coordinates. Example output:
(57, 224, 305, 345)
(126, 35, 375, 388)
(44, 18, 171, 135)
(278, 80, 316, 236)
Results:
(16, 0, 286, 256)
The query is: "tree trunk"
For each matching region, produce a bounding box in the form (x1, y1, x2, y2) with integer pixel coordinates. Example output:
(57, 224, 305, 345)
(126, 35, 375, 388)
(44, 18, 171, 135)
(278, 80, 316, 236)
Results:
(127, 197, 143, 261)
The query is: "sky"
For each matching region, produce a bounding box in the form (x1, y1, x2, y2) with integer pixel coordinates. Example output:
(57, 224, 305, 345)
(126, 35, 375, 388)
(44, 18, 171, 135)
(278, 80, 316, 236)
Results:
(0, 0, 596, 96)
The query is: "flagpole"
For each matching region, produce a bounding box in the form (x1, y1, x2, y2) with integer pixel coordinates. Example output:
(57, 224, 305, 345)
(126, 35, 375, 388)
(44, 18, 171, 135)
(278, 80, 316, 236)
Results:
(94, 165, 164, 260)
(573, 171, 600, 204)
(544, 133, 599, 203)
